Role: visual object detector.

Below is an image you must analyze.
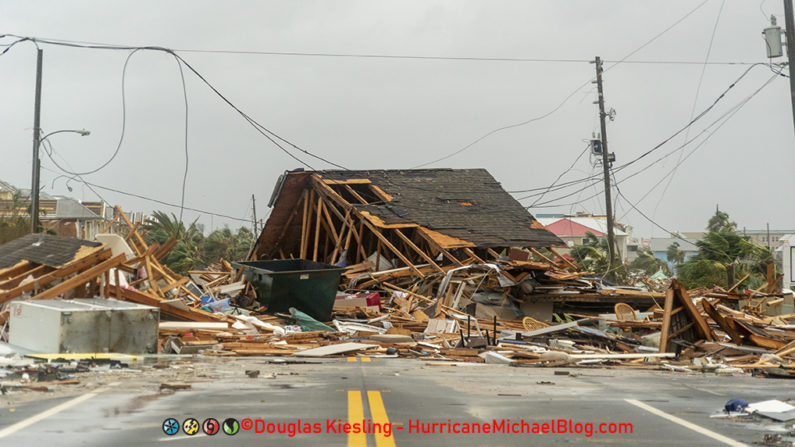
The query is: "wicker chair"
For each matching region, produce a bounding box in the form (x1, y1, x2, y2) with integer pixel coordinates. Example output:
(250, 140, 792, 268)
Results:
(614, 302, 639, 321)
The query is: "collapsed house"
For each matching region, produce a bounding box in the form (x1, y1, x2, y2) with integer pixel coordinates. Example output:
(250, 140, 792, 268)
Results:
(249, 168, 660, 321)
(251, 168, 563, 266)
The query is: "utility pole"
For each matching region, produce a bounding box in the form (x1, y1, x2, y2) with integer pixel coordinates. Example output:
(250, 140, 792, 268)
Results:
(593, 56, 618, 269)
(30, 49, 43, 233)
(251, 194, 258, 235)
(767, 222, 771, 250)
(784, 0, 795, 136)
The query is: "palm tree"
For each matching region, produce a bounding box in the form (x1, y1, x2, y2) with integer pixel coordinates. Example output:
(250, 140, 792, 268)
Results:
(677, 210, 773, 288)
(203, 227, 254, 263)
(707, 209, 737, 233)
(0, 191, 33, 244)
(141, 211, 205, 274)
(666, 242, 685, 266)
(629, 249, 671, 276)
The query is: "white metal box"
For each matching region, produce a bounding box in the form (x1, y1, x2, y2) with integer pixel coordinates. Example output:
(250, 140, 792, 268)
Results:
(9, 298, 159, 354)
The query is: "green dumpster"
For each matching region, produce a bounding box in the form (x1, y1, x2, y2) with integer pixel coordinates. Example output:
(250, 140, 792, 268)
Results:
(235, 259, 345, 321)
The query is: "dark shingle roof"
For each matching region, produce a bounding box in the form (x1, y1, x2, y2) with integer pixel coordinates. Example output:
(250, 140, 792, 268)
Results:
(320, 169, 563, 248)
(0, 234, 102, 269)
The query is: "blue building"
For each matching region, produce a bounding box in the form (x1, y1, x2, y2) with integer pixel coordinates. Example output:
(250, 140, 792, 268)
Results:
(650, 237, 700, 274)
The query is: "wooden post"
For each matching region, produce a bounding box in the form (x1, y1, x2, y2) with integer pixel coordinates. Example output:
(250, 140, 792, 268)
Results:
(361, 221, 425, 278)
(658, 287, 674, 353)
(393, 229, 444, 273)
(270, 190, 305, 258)
(300, 190, 310, 259)
(313, 196, 323, 261)
(114, 268, 121, 301)
(463, 247, 485, 264)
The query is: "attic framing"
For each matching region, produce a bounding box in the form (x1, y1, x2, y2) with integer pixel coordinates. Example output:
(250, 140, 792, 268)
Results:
(251, 171, 564, 277)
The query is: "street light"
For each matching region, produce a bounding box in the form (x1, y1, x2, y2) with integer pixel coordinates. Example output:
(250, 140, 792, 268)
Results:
(31, 129, 90, 232)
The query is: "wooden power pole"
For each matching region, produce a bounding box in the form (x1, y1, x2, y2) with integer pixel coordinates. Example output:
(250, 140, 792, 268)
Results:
(251, 194, 258, 235)
(594, 56, 618, 269)
(30, 49, 43, 233)
(784, 0, 795, 137)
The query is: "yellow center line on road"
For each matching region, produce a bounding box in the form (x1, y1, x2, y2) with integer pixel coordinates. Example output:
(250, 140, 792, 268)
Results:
(367, 391, 397, 447)
(360, 356, 371, 362)
(347, 357, 358, 362)
(347, 391, 367, 447)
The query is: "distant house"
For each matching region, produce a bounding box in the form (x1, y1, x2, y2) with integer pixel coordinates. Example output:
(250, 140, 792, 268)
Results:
(0, 181, 16, 201)
(535, 214, 629, 262)
(650, 237, 700, 273)
(0, 180, 113, 240)
(779, 235, 795, 292)
(741, 229, 795, 250)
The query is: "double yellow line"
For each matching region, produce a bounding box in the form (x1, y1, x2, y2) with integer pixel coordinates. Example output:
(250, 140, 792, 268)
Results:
(347, 390, 396, 447)
(347, 356, 372, 362)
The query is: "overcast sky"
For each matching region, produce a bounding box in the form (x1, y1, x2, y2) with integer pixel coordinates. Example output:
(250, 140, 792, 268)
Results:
(1, 1, 793, 239)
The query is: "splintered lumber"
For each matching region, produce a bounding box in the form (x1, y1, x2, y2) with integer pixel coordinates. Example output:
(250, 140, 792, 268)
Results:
(547, 247, 579, 270)
(393, 229, 444, 273)
(775, 340, 795, 357)
(0, 260, 34, 281)
(441, 348, 480, 357)
(0, 248, 112, 303)
(361, 221, 425, 278)
(602, 288, 665, 299)
(659, 279, 715, 352)
(727, 273, 751, 293)
(30, 253, 125, 301)
(113, 286, 226, 322)
(702, 299, 743, 344)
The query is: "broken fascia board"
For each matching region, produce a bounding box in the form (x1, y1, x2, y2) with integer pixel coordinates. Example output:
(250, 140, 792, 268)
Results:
(294, 342, 379, 357)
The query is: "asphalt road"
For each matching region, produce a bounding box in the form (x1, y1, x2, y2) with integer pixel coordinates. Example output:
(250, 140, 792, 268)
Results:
(0, 356, 791, 446)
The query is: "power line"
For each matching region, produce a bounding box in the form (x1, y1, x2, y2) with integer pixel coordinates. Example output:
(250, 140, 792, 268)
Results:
(406, 0, 725, 170)
(40, 137, 110, 205)
(614, 182, 735, 263)
(616, 69, 782, 221)
(41, 165, 251, 223)
(521, 61, 770, 202)
(173, 52, 190, 223)
(527, 68, 782, 212)
(5, 33, 766, 66)
(603, 0, 710, 72)
(1, 34, 351, 171)
(409, 78, 594, 168)
(654, 0, 726, 220)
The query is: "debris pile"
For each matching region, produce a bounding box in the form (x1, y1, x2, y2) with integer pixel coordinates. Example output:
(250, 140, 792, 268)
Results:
(0, 207, 242, 325)
(0, 169, 791, 378)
